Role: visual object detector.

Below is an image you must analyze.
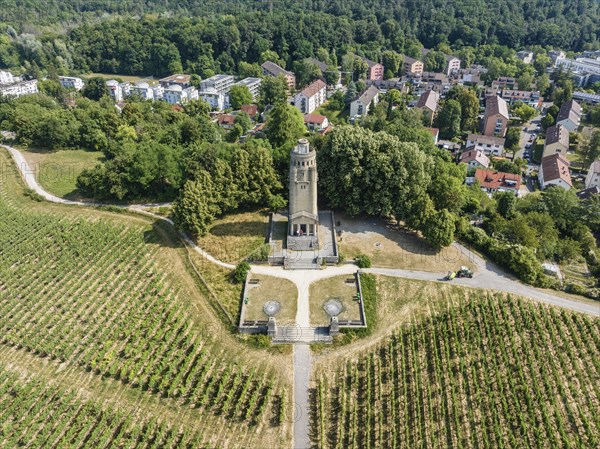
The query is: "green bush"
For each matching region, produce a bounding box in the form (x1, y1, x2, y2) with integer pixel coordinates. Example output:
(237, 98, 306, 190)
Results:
(231, 261, 251, 284)
(24, 188, 44, 202)
(565, 283, 589, 296)
(458, 225, 542, 284)
(355, 254, 372, 268)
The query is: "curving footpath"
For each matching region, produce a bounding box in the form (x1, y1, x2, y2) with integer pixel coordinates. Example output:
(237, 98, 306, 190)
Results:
(2, 144, 235, 270)
(4, 144, 599, 449)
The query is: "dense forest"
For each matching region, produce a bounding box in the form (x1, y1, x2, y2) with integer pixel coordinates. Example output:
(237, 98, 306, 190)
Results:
(0, 1, 599, 80)
(3, 1, 599, 53)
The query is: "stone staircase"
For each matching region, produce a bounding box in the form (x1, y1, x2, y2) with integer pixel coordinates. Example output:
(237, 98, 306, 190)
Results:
(285, 258, 320, 270)
(272, 326, 332, 344)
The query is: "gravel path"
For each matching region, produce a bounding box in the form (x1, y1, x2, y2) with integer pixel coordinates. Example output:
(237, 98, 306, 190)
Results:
(5, 143, 599, 449)
(3, 144, 234, 270)
(293, 344, 311, 449)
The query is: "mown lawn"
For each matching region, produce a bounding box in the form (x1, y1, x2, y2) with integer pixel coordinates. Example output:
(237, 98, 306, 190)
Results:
(22, 148, 104, 198)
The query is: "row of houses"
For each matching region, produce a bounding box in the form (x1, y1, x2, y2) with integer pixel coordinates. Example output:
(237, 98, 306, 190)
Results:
(0, 70, 38, 98)
(106, 74, 261, 109)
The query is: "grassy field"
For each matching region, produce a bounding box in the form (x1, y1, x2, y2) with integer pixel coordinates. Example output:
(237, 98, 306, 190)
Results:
(309, 275, 362, 326)
(336, 213, 477, 272)
(312, 276, 600, 449)
(0, 148, 291, 448)
(21, 148, 104, 198)
(314, 103, 349, 125)
(197, 210, 269, 263)
(244, 275, 298, 325)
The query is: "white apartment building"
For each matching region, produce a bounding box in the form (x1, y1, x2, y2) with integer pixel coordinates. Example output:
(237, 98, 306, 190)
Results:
(586, 160, 600, 190)
(0, 79, 38, 98)
(59, 76, 85, 91)
(555, 57, 600, 86)
(106, 80, 123, 102)
(466, 134, 506, 156)
(293, 79, 326, 114)
(199, 88, 229, 111)
(233, 77, 262, 99)
(200, 74, 235, 93)
(130, 82, 163, 101)
(0, 70, 18, 85)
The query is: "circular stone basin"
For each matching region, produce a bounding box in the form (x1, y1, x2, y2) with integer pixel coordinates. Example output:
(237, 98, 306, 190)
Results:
(323, 299, 343, 317)
(263, 301, 281, 316)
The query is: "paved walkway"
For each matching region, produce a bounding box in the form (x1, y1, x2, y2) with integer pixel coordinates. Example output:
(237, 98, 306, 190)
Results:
(4, 143, 599, 449)
(293, 345, 311, 449)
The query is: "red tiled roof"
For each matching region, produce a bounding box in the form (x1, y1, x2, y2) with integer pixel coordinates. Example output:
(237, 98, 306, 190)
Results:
(474, 169, 521, 190)
(218, 114, 235, 125)
(304, 113, 327, 124)
(540, 154, 572, 186)
(240, 104, 258, 116)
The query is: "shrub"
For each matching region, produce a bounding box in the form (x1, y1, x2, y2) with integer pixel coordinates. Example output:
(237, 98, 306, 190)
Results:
(565, 283, 589, 296)
(355, 254, 372, 268)
(231, 261, 250, 284)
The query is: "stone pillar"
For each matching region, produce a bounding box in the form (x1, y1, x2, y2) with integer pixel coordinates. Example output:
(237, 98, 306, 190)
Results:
(267, 316, 277, 338)
(330, 316, 339, 336)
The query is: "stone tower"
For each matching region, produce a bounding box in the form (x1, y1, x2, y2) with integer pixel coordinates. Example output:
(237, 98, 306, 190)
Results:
(288, 139, 319, 250)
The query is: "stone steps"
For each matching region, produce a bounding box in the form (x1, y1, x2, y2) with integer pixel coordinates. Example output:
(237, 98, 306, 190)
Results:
(272, 326, 332, 344)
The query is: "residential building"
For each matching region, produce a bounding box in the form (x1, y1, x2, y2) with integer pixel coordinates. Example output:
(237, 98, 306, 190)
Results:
(556, 99, 581, 132)
(361, 57, 384, 81)
(0, 79, 38, 98)
(293, 79, 326, 114)
(474, 169, 522, 195)
(460, 149, 491, 170)
(409, 72, 451, 96)
(200, 74, 235, 94)
(233, 77, 262, 99)
(306, 57, 328, 73)
(543, 124, 569, 158)
(130, 82, 163, 101)
(163, 84, 197, 104)
(573, 91, 600, 105)
(261, 61, 296, 89)
(185, 87, 198, 102)
(304, 113, 329, 132)
(485, 89, 543, 108)
(482, 96, 509, 137)
(306, 57, 340, 85)
(106, 80, 123, 102)
(218, 114, 236, 130)
(350, 86, 380, 118)
(365, 78, 408, 92)
(199, 88, 229, 111)
(457, 66, 487, 86)
(539, 154, 572, 190)
(554, 57, 600, 87)
(577, 186, 600, 200)
(159, 74, 191, 89)
(415, 90, 439, 126)
(466, 134, 506, 156)
(548, 50, 566, 62)
(516, 51, 534, 64)
(403, 56, 424, 75)
(0, 70, 17, 85)
(59, 76, 84, 91)
(240, 104, 258, 117)
(585, 160, 600, 189)
(444, 54, 461, 75)
(437, 140, 462, 154)
(492, 77, 517, 90)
